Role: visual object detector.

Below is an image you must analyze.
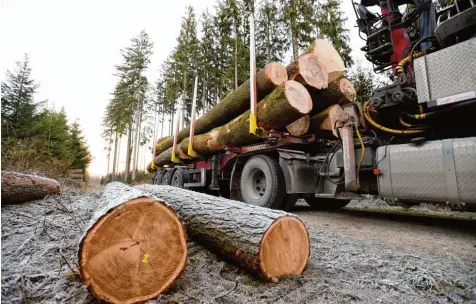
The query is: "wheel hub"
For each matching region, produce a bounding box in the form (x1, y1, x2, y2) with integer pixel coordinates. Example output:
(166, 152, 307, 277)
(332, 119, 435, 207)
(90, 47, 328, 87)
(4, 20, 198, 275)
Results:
(251, 170, 266, 198)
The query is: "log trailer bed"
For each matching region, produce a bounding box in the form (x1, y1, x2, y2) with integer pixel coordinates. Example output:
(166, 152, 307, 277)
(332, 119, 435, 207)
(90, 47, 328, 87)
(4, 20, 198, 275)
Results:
(150, 0, 476, 212)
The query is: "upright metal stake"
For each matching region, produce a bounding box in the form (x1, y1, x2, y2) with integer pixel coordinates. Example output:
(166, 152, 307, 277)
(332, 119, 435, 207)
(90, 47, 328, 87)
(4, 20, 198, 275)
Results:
(188, 76, 199, 157)
(249, 8, 258, 135)
(171, 95, 183, 163)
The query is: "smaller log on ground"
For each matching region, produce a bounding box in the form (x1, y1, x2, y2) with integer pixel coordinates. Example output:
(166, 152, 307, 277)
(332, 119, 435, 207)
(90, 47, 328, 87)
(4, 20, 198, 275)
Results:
(1, 171, 60, 204)
(302, 39, 345, 83)
(178, 80, 312, 156)
(286, 115, 310, 136)
(286, 54, 328, 89)
(308, 78, 356, 115)
(79, 182, 187, 304)
(136, 185, 310, 282)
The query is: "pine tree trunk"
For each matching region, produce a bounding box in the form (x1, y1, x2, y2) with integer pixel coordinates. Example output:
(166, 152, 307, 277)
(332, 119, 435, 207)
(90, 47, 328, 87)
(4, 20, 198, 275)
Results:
(79, 182, 187, 304)
(301, 39, 345, 83)
(154, 63, 288, 155)
(135, 185, 310, 282)
(177, 80, 312, 156)
(112, 132, 118, 178)
(115, 136, 121, 178)
(106, 132, 112, 176)
(124, 122, 133, 183)
(286, 54, 329, 89)
(308, 77, 356, 115)
(234, 19, 239, 90)
(1, 171, 60, 204)
(266, 11, 271, 62)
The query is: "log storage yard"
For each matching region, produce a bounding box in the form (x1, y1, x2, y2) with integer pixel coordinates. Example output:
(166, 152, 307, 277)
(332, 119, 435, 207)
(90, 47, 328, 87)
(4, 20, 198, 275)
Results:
(3, 0, 476, 302)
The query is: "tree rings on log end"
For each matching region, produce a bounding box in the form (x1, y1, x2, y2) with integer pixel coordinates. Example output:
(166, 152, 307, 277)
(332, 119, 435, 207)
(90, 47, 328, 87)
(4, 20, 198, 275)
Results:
(284, 80, 313, 114)
(265, 62, 289, 85)
(310, 39, 345, 83)
(80, 197, 187, 304)
(298, 54, 329, 90)
(259, 216, 310, 281)
(339, 78, 357, 103)
(286, 115, 310, 137)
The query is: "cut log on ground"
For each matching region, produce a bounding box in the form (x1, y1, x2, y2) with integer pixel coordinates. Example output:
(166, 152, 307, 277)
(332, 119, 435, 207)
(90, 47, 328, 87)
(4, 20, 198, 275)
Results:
(1, 171, 61, 204)
(79, 182, 187, 304)
(286, 54, 328, 89)
(308, 78, 356, 115)
(176, 80, 312, 156)
(136, 185, 310, 282)
(302, 39, 345, 83)
(154, 62, 288, 156)
(286, 115, 310, 136)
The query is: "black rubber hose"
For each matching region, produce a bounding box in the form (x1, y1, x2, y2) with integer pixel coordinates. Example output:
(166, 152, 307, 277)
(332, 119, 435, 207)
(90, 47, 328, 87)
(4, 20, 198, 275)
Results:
(403, 99, 476, 121)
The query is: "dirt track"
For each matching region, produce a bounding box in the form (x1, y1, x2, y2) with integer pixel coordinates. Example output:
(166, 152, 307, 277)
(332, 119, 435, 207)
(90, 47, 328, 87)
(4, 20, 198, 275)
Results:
(2, 190, 475, 303)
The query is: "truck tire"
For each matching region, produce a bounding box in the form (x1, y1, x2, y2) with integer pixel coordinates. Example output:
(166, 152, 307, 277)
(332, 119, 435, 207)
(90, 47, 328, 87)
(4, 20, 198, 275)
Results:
(162, 170, 173, 185)
(304, 197, 350, 210)
(171, 168, 184, 188)
(240, 155, 286, 209)
(153, 171, 164, 185)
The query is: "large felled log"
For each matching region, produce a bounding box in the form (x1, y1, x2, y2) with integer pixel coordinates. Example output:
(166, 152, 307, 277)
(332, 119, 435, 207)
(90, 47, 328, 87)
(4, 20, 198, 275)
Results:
(1, 171, 61, 204)
(177, 80, 312, 156)
(310, 104, 344, 132)
(301, 39, 345, 83)
(154, 62, 288, 155)
(286, 54, 328, 89)
(136, 185, 310, 282)
(79, 182, 187, 304)
(308, 78, 356, 115)
(286, 115, 310, 136)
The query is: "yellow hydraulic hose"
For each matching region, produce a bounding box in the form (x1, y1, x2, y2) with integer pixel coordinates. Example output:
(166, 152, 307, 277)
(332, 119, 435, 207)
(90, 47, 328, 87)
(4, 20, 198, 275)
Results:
(396, 51, 427, 74)
(363, 103, 425, 134)
(399, 116, 413, 128)
(355, 126, 365, 180)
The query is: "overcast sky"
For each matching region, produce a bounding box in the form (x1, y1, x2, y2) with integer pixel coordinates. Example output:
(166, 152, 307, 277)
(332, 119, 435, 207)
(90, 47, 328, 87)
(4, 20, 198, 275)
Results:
(0, 0, 368, 175)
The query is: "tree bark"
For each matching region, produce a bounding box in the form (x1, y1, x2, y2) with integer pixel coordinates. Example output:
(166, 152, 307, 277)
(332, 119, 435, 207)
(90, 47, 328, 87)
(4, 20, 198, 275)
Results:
(301, 39, 345, 83)
(308, 77, 356, 115)
(79, 182, 187, 304)
(286, 115, 310, 136)
(1, 171, 60, 204)
(177, 80, 312, 156)
(124, 122, 133, 183)
(154, 62, 288, 155)
(286, 54, 329, 90)
(112, 132, 118, 178)
(135, 185, 310, 282)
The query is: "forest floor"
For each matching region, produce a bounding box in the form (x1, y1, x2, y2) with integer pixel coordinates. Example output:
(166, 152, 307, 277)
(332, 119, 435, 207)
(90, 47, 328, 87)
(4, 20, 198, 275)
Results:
(1, 187, 475, 304)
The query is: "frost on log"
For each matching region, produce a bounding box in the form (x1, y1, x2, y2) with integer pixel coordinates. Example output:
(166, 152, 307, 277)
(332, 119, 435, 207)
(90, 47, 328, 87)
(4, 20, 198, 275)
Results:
(1, 171, 61, 204)
(177, 80, 312, 156)
(154, 62, 288, 155)
(78, 182, 187, 304)
(136, 185, 310, 282)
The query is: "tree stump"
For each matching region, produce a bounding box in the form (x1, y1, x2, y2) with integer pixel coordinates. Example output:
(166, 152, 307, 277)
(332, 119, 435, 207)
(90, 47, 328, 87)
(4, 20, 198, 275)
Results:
(136, 185, 310, 282)
(79, 182, 187, 304)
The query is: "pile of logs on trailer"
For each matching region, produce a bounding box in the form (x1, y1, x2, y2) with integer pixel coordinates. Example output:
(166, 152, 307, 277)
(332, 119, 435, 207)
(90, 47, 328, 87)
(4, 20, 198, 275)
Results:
(148, 39, 360, 211)
(80, 182, 310, 304)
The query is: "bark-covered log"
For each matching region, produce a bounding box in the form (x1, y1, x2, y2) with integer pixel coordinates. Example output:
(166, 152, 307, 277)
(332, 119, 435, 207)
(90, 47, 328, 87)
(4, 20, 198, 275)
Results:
(177, 80, 312, 156)
(79, 182, 187, 304)
(1, 171, 61, 204)
(301, 39, 345, 83)
(286, 115, 310, 136)
(136, 185, 310, 282)
(308, 78, 356, 115)
(154, 62, 288, 155)
(286, 54, 328, 89)
(310, 104, 343, 131)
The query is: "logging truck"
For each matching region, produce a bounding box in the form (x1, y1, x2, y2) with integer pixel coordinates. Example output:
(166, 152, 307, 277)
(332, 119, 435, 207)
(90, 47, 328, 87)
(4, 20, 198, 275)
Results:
(150, 0, 476, 212)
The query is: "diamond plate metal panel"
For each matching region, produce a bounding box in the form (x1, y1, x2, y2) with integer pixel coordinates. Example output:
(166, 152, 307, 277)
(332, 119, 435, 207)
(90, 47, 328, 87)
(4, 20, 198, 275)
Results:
(415, 38, 476, 103)
(377, 137, 476, 203)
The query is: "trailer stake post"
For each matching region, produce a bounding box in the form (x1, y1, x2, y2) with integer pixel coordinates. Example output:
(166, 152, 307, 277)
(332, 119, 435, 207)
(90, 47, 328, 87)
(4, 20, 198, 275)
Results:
(188, 76, 199, 158)
(171, 94, 183, 163)
(249, 8, 258, 135)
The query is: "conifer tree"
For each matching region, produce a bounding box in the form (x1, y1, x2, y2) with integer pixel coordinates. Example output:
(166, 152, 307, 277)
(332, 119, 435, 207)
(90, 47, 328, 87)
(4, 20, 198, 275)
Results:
(256, 0, 287, 67)
(349, 63, 376, 104)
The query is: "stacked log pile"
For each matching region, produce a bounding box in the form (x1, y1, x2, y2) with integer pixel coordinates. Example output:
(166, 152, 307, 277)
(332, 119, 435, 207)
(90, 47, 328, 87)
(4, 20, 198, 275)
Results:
(149, 39, 356, 170)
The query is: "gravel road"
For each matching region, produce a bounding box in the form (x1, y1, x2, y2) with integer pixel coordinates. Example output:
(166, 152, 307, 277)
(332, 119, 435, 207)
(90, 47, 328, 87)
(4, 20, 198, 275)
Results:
(2, 189, 475, 303)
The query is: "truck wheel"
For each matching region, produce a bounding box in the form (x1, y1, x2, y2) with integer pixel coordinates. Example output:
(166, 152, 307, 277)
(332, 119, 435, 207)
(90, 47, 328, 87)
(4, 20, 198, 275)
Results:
(171, 169, 184, 188)
(162, 170, 173, 185)
(240, 155, 286, 209)
(304, 197, 350, 210)
(153, 171, 164, 185)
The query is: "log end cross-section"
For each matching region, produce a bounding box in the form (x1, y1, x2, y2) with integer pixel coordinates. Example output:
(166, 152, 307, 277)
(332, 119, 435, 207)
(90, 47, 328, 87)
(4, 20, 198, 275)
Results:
(79, 196, 187, 304)
(284, 80, 313, 115)
(259, 216, 310, 281)
(265, 62, 289, 86)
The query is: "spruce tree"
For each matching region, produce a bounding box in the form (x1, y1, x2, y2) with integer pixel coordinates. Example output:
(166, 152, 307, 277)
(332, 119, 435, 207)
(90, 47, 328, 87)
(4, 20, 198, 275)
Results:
(315, 0, 353, 67)
(1, 54, 39, 138)
(256, 0, 287, 67)
(348, 63, 376, 104)
(69, 120, 92, 171)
